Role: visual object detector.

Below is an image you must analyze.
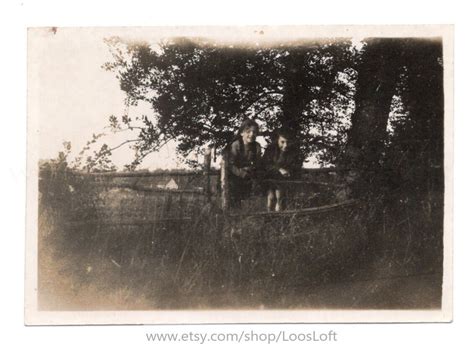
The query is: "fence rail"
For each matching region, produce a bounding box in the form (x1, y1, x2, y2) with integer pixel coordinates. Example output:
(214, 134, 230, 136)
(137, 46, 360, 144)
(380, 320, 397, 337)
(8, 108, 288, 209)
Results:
(264, 179, 345, 188)
(71, 170, 218, 177)
(88, 182, 207, 194)
(70, 167, 344, 178)
(229, 199, 359, 218)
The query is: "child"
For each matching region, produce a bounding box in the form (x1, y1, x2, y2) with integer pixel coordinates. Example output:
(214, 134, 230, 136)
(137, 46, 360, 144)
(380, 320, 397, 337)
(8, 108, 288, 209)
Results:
(227, 119, 262, 208)
(263, 128, 302, 211)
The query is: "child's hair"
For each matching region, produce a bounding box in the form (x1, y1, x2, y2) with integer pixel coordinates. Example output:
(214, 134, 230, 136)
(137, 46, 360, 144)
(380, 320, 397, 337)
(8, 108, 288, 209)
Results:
(237, 118, 259, 135)
(223, 118, 260, 156)
(273, 127, 294, 143)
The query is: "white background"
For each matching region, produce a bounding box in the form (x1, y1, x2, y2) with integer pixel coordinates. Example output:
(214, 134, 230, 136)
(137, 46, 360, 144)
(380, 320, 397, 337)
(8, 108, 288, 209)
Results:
(1, 0, 472, 345)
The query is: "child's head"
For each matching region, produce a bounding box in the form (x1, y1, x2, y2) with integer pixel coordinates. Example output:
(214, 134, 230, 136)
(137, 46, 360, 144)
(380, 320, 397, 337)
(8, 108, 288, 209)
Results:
(238, 118, 259, 145)
(275, 128, 293, 152)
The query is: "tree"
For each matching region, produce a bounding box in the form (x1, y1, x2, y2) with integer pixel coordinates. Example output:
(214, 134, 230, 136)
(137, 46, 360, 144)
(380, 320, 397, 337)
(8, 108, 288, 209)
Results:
(343, 38, 444, 199)
(385, 39, 444, 196)
(344, 39, 405, 172)
(103, 37, 358, 169)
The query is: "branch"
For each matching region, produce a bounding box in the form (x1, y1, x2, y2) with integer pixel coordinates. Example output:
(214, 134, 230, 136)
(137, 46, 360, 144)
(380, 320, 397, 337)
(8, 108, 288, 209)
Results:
(108, 139, 141, 152)
(252, 100, 282, 119)
(106, 125, 145, 133)
(200, 123, 219, 136)
(241, 90, 284, 114)
(130, 138, 174, 166)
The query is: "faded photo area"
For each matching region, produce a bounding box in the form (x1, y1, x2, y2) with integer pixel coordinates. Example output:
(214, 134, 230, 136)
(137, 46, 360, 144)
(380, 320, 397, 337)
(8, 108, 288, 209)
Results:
(27, 27, 451, 323)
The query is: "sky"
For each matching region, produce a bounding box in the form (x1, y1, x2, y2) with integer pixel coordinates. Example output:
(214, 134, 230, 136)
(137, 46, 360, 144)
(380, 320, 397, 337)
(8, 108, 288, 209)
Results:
(29, 27, 190, 170)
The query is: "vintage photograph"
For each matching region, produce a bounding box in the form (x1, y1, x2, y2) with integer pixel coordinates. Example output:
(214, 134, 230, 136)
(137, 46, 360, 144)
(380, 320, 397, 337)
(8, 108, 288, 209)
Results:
(25, 26, 452, 324)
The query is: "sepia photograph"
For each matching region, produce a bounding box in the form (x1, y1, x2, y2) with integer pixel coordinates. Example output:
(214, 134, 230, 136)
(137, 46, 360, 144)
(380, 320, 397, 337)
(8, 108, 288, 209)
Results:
(25, 26, 453, 324)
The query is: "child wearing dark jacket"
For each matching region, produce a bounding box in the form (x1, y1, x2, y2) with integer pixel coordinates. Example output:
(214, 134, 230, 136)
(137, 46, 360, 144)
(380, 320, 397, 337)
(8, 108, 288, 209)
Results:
(227, 119, 263, 208)
(263, 128, 302, 211)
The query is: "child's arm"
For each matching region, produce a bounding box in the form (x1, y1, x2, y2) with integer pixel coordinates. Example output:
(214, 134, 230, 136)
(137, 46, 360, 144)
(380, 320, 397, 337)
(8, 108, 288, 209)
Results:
(263, 145, 285, 176)
(256, 143, 262, 160)
(286, 149, 304, 177)
(274, 149, 303, 178)
(228, 141, 248, 178)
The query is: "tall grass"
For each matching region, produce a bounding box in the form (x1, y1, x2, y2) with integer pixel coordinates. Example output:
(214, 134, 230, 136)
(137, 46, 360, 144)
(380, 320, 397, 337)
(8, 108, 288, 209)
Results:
(38, 162, 443, 310)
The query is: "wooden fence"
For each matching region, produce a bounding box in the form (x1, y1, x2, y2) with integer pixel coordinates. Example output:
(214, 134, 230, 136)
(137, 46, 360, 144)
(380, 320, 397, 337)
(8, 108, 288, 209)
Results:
(70, 158, 349, 221)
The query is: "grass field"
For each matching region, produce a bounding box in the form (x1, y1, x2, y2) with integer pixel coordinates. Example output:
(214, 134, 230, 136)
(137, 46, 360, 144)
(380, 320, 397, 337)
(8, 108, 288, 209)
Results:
(37, 168, 443, 310)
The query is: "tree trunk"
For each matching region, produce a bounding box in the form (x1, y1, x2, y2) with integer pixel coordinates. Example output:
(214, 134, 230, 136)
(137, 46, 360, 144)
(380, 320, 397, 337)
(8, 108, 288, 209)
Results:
(343, 39, 406, 195)
(399, 40, 444, 232)
(403, 40, 444, 176)
(280, 50, 311, 144)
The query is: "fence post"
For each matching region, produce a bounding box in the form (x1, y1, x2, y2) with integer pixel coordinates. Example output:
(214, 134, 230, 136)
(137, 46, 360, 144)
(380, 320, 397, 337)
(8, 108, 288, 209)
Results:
(220, 152, 230, 211)
(204, 145, 212, 202)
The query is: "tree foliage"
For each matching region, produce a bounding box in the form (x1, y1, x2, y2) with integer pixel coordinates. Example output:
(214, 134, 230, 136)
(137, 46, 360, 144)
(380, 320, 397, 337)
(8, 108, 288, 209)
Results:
(103, 37, 360, 167)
